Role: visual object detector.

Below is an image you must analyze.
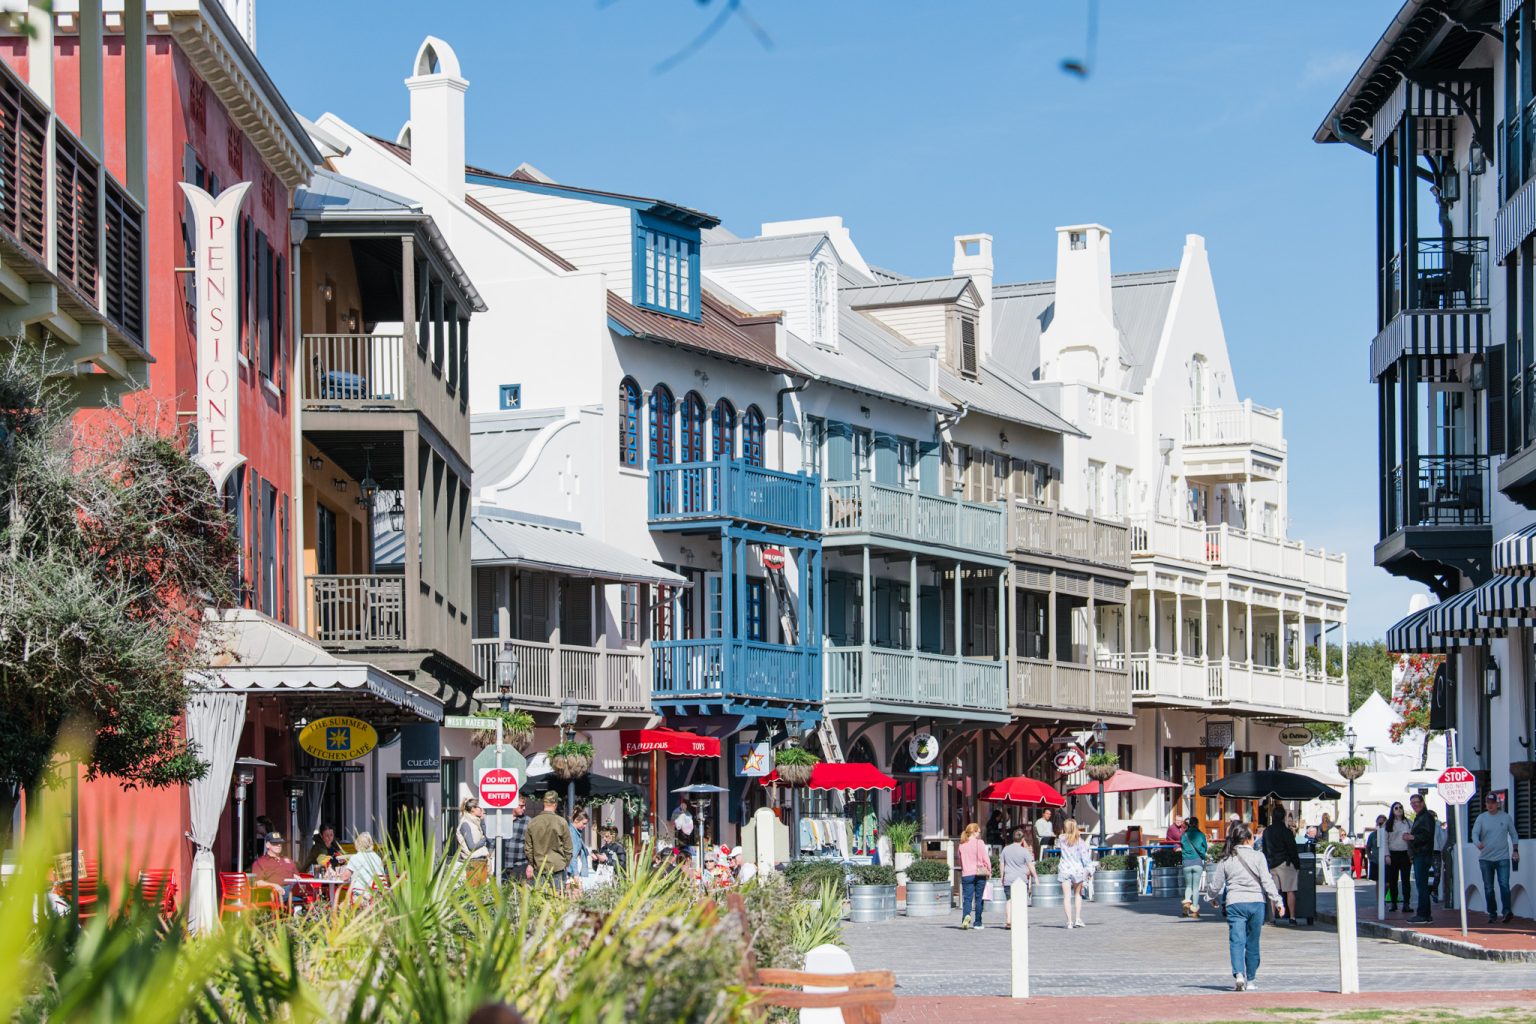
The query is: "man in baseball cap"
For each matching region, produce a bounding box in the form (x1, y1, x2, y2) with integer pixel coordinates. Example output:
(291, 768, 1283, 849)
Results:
(250, 832, 298, 907)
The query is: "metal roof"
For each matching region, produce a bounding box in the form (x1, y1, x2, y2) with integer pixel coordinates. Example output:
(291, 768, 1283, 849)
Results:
(464, 168, 719, 229)
(472, 510, 687, 585)
(938, 361, 1085, 438)
(471, 409, 568, 494)
(702, 232, 827, 267)
(608, 291, 796, 374)
(843, 276, 976, 308)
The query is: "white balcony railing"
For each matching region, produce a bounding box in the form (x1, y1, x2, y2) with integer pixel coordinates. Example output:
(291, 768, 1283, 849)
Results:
(1183, 400, 1284, 450)
(1011, 502, 1130, 568)
(1010, 656, 1131, 716)
(1127, 652, 1347, 718)
(1128, 515, 1346, 591)
(473, 637, 649, 712)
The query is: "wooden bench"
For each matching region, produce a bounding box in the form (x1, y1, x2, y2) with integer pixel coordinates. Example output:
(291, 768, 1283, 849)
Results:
(748, 967, 896, 1023)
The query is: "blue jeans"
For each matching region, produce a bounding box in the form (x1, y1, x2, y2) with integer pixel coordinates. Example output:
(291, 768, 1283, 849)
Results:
(1480, 859, 1512, 917)
(1412, 852, 1434, 918)
(961, 874, 987, 924)
(1182, 863, 1204, 904)
(1225, 902, 1266, 980)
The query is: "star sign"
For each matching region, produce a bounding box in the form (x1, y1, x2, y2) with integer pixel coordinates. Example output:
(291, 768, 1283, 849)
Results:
(741, 748, 766, 774)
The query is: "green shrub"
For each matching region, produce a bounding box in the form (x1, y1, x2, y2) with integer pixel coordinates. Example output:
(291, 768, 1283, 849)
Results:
(1036, 856, 1060, 874)
(1086, 750, 1119, 768)
(547, 738, 594, 759)
(882, 817, 921, 854)
(851, 864, 896, 887)
(1208, 841, 1226, 860)
(1151, 848, 1183, 868)
(1096, 853, 1133, 871)
(905, 859, 952, 883)
(782, 859, 845, 898)
(775, 745, 819, 767)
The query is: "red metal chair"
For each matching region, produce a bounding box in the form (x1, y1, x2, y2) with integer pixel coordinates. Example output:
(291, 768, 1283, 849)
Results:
(135, 870, 177, 917)
(219, 872, 256, 917)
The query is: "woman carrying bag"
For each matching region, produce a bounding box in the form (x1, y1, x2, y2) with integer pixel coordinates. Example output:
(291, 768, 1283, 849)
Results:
(1204, 822, 1285, 992)
(1179, 816, 1208, 918)
(957, 822, 992, 930)
(456, 797, 491, 886)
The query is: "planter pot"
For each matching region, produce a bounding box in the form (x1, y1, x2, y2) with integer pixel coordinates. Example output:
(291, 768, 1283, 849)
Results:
(1085, 763, 1117, 783)
(1090, 869, 1139, 904)
(904, 880, 952, 917)
(1149, 865, 1184, 899)
(549, 752, 592, 779)
(471, 727, 535, 753)
(893, 851, 915, 886)
(1337, 762, 1367, 781)
(1031, 877, 1064, 906)
(849, 884, 897, 923)
(983, 895, 1010, 920)
(1510, 760, 1536, 783)
(777, 763, 815, 786)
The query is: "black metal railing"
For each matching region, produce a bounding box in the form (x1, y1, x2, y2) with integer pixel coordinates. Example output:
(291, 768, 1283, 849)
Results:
(1504, 97, 1536, 201)
(1388, 453, 1489, 533)
(1386, 237, 1488, 317)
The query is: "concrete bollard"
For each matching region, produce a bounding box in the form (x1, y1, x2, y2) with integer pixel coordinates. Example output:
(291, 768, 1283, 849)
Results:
(1011, 879, 1029, 999)
(1336, 872, 1360, 995)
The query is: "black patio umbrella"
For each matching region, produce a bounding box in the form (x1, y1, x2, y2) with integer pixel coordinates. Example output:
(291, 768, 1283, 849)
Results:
(522, 771, 646, 802)
(1198, 770, 1341, 802)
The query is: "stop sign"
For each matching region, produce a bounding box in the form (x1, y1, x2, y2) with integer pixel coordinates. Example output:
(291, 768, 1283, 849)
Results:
(478, 767, 519, 809)
(1437, 765, 1476, 806)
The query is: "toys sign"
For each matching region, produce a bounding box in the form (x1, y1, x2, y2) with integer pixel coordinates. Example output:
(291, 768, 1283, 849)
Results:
(1053, 746, 1086, 775)
(1436, 765, 1476, 806)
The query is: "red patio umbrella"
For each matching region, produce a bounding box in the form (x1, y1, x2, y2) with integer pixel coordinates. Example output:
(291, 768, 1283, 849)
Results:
(1066, 770, 1180, 796)
(760, 762, 896, 792)
(977, 776, 1066, 808)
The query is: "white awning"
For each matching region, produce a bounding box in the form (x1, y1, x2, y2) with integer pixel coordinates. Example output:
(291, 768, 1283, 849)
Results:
(196, 609, 443, 723)
(1425, 580, 1505, 643)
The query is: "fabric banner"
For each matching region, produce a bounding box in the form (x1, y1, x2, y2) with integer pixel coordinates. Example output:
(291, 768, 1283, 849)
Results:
(185, 690, 247, 934)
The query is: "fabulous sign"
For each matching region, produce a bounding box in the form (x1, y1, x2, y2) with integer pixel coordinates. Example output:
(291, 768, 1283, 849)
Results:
(180, 181, 251, 490)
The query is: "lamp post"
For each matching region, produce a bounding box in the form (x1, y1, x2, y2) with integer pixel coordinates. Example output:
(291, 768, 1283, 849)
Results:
(559, 696, 580, 815)
(1344, 725, 1358, 839)
(1093, 718, 1109, 849)
(785, 709, 807, 860)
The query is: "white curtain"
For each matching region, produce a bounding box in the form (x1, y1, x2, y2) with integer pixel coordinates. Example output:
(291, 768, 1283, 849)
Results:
(185, 691, 247, 935)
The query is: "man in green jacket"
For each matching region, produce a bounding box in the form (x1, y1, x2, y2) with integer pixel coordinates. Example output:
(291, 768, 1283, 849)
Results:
(526, 791, 573, 886)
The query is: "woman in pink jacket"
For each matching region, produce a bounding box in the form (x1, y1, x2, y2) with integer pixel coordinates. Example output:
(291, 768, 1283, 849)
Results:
(957, 822, 992, 929)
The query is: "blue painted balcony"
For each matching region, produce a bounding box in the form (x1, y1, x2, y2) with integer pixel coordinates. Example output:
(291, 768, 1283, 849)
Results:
(824, 645, 1008, 723)
(822, 479, 1006, 559)
(652, 638, 821, 710)
(649, 460, 820, 534)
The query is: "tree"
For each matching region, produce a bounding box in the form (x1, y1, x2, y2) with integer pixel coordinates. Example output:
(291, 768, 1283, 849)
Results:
(1388, 652, 1442, 769)
(0, 347, 238, 834)
(1307, 640, 1394, 744)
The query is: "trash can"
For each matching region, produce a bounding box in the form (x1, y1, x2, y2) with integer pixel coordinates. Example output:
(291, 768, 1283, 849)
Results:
(1294, 850, 1318, 925)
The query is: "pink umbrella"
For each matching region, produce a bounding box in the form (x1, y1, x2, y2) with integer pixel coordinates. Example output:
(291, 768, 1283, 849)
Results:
(1067, 770, 1180, 796)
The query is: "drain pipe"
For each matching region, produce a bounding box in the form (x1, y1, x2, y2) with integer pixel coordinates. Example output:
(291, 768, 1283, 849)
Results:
(776, 375, 810, 471)
(937, 401, 970, 436)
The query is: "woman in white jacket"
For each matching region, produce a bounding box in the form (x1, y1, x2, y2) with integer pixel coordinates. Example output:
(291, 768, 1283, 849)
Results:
(1204, 822, 1285, 992)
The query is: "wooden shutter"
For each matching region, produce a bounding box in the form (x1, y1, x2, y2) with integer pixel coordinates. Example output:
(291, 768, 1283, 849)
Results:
(518, 573, 549, 641)
(960, 316, 978, 377)
(1488, 345, 1507, 457)
(918, 440, 940, 495)
(873, 437, 898, 485)
(826, 422, 854, 481)
(919, 585, 943, 654)
(474, 568, 498, 638)
(563, 581, 594, 646)
(824, 575, 848, 645)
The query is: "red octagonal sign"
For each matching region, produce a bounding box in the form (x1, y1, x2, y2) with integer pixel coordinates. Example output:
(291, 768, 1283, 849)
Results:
(1437, 765, 1476, 806)
(479, 767, 519, 809)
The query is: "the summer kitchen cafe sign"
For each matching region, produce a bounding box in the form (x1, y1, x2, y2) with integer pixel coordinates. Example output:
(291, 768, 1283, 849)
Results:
(181, 182, 250, 490)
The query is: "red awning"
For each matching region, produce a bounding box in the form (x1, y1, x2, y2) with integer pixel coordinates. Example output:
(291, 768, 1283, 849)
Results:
(977, 776, 1066, 808)
(761, 763, 896, 792)
(1066, 770, 1181, 796)
(620, 728, 721, 759)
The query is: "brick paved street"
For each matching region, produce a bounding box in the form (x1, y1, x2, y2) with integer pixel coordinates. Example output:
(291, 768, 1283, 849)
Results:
(843, 894, 1536, 998)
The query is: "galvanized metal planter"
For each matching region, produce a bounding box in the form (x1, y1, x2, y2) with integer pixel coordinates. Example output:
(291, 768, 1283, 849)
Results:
(1090, 870, 1139, 903)
(903, 881, 952, 917)
(849, 884, 897, 923)
(1149, 865, 1184, 898)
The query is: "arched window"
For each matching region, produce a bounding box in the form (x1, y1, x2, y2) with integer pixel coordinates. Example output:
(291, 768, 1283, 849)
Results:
(1189, 354, 1208, 408)
(742, 405, 766, 467)
(681, 391, 707, 463)
(648, 384, 675, 466)
(619, 377, 641, 467)
(712, 398, 736, 461)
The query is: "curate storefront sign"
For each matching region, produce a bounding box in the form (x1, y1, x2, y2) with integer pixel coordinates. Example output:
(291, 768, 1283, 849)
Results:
(298, 716, 378, 762)
(180, 181, 250, 491)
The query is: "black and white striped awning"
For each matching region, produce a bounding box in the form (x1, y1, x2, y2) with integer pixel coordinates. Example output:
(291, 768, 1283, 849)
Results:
(1385, 603, 1456, 654)
(1493, 523, 1536, 576)
(1426, 581, 1505, 643)
(1369, 311, 1487, 380)
(1476, 574, 1536, 626)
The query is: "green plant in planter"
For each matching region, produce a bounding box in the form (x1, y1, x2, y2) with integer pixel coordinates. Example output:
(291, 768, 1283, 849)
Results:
(1085, 751, 1119, 769)
(1207, 842, 1226, 860)
(1325, 841, 1356, 860)
(1095, 853, 1132, 871)
(1335, 755, 1370, 780)
(851, 865, 897, 887)
(882, 818, 921, 854)
(548, 739, 595, 760)
(904, 859, 952, 883)
(469, 709, 536, 750)
(783, 860, 846, 898)
(990, 852, 1002, 877)
(775, 746, 820, 767)
(1151, 848, 1183, 869)
(1035, 857, 1060, 875)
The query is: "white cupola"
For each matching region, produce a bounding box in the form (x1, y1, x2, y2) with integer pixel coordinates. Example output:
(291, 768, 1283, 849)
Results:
(405, 37, 468, 203)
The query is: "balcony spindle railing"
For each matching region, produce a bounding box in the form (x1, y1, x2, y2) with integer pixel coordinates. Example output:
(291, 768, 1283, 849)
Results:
(822, 479, 1005, 554)
(1011, 503, 1130, 569)
(649, 460, 820, 533)
(307, 574, 405, 644)
(303, 334, 408, 404)
(472, 637, 650, 712)
(1388, 453, 1489, 531)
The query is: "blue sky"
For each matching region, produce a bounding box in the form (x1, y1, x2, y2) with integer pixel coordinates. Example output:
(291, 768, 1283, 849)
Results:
(259, 1, 1416, 639)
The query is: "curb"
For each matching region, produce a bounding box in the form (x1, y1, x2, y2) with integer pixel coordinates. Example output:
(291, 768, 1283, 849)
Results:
(1317, 910, 1536, 962)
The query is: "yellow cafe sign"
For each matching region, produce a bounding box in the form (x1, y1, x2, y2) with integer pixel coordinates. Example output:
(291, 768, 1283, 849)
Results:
(298, 716, 378, 762)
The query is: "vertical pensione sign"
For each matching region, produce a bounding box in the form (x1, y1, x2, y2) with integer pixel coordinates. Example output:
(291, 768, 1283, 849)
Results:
(180, 181, 251, 490)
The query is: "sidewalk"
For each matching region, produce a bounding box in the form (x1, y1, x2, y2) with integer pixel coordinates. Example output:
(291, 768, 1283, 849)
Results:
(1317, 884, 1536, 961)
(887, 989, 1536, 1024)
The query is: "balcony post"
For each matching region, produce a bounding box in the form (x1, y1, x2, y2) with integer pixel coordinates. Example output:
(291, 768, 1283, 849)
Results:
(1048, 570, 1058, 662)
(953, 560, 963, 659)
(402, 431, 421, 644)
(1245, 600, 1253, 665)
(1341, 621, 1349, 678)
(909, 554, 918, 654)
(722, 532, 735, 660)
(1174, 588, 1183, 659)
(1279, 605, 1288, 676)
(1221, 591, 1230, 670)
(1147, 588, 1156, 660)
(401, 236, 417, 406)
(861, 542, 872, 650)
(995, 567, 1005, 663)
(1087, 588, 1097, 704)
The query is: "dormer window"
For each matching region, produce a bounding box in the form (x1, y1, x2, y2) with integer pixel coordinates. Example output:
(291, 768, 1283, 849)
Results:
(634, 212, 699, 320)
(813, 260, 832, 345)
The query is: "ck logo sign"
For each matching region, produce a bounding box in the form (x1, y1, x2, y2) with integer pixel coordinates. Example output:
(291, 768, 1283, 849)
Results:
(326, 727, 352, 752)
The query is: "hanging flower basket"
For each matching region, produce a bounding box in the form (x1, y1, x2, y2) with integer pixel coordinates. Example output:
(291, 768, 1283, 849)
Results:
(1336, 757, 1368, 782)
(548, 741, 594, 779)
(1085, 762, 1118, 783)
(775, 745, 819, 786)
(468, 711, 536, 754)
(776, 763, 814, 786)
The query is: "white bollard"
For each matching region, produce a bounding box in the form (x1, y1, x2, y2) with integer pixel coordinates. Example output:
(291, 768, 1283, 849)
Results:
(1010, 879, 1029, 999)
(1336, 872, 1360, 995)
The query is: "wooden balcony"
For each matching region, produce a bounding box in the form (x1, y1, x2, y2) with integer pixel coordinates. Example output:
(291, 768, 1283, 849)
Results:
(825, 645, 1008, 721)
(301, 332, 470, 457)
(651, 638, 820, 706)
(306, 574, 405, 645)
(1128, 653, 1346, 720)
(1010, 656, 1132, 719)
(822, 479, 1006, 558)
(1010, 503, 1129, 570)
(649, 460, 820, 534)
(1128, 515, 1347, 592)
(472, 637, 649, 713)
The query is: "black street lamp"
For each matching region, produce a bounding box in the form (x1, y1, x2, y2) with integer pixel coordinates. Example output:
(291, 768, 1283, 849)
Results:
(1345, 724, 1358, 838)
(785, 709, 807, 860)
(559, 697, 580, 815)
(1093, 718, 1109, 849)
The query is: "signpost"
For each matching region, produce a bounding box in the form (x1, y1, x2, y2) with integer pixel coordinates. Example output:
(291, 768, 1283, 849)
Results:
(1437, 744, 1476, 938)
(479, 767, 519, 809)
(1053, 746, 1086, 776)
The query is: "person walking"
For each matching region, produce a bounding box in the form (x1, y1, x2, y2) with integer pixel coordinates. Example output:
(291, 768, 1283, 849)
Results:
(568, 807, 593, 884)
(1000, 827, 1037, 930)
(456, 797, 491, 886)
(1384, 802, 1412, 912)
(1204, 822, 1286, 992)
(1260, 805, 1300, 925)
(1055, 818, 1094, 929)
(500, 795, 532, 883)
(1471, 793, 1520, 925)
(1180, 816, 1208, 918)
(957, 822, 992, 930)
(526, 791, 574, 888)
(1407, 793, 1438, 925)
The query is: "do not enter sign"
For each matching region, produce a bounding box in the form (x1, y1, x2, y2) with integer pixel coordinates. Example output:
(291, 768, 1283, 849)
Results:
(479, 767, 519, 809)
(1437, 765, 1477, 806)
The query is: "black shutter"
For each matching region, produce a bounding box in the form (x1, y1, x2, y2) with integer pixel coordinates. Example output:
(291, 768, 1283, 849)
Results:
(1488, 345, 1507, 456)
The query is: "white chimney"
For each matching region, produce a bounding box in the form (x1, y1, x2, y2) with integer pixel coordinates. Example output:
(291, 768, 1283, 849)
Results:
(952, 233, 993, 362)
(219, 0, 258, 51)
(405, 37, 467, 203)
(1039, 224, 1118, 383)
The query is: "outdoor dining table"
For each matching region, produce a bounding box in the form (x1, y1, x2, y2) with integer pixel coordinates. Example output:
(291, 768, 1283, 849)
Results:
(285, 876, 347, 905)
